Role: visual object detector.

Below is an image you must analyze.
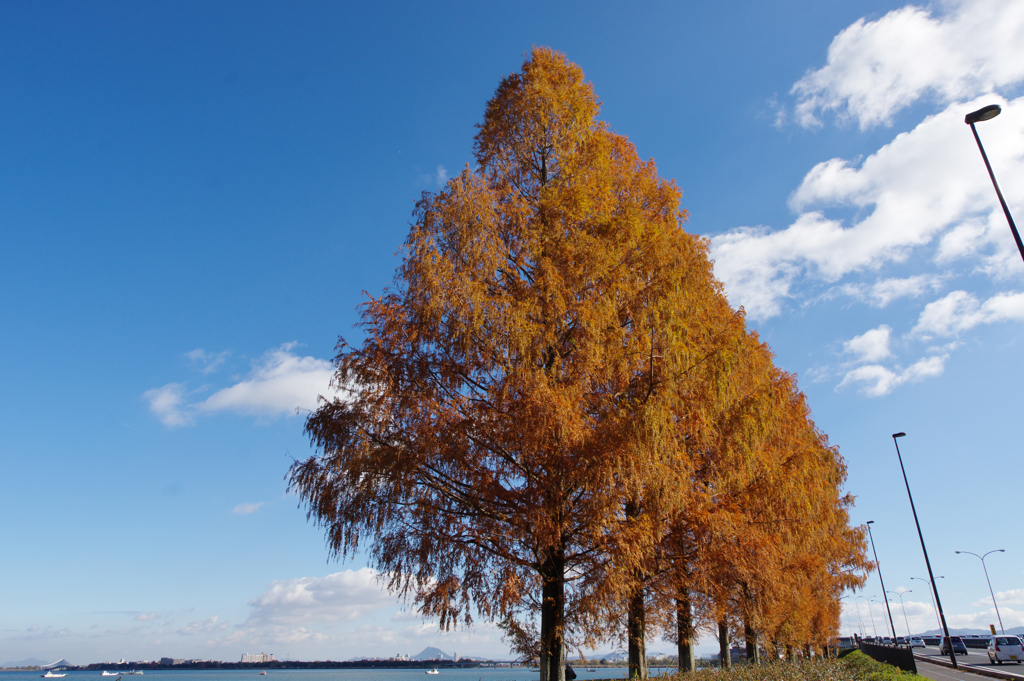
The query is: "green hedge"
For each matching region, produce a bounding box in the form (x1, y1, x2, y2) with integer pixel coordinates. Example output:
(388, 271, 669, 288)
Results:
(840, 651, 920, 681)
(654, 651, 918, 681)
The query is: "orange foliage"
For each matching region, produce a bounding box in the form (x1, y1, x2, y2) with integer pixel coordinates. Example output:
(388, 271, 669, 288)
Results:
(289, 47, 868, 680)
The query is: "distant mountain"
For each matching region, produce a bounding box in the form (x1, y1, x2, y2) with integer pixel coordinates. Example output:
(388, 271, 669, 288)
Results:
(2, 658, 49, 669)
(917, 627, 1024, 637)
(413, 647, 453, 661)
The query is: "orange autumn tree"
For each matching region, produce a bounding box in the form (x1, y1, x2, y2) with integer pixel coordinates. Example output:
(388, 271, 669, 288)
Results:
(289, 48, 736, 681)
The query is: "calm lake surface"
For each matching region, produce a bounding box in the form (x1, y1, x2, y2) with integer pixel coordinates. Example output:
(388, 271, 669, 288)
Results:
(0, 669, 681, 681)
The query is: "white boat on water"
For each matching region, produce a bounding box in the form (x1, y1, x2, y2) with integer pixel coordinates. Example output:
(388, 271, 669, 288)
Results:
(42, 673, 66, 678)
(425, 669, 439, 675)
(102, 672, 119, 676)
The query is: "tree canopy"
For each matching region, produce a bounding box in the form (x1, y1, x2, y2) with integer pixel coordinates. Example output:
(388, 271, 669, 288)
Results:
(290, 47, 868, 679)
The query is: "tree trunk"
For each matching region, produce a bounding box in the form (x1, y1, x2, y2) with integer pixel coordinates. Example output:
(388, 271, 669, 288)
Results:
(539, 549, 565, 681)
(718, 620, 730, 670)
(625, 500, 647, 680)
(676, 592, 696, 673)
(628, 587, 648, 679)
(744, 619, 759, 665)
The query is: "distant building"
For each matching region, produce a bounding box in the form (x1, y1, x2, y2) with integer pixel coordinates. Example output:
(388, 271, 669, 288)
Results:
(159, 659, 174, 666)
(241, 653, 275, 663)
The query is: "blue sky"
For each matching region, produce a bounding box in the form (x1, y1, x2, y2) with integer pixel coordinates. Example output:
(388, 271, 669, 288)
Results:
(3, 0, 1024, 665)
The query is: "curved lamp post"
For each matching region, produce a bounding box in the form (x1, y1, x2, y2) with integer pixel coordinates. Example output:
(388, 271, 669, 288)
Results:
(870, 598, 886, 638)
(911, 576, 944, 632)
(965, 104, 1024, 264)
(956, 549, 1006, 634)
(891, 432, 958, 669)
(867, 521, 899, 641)
(887, 590, 912, 639)
(860, 595, 878, 637)
(849, 594, 866, 636)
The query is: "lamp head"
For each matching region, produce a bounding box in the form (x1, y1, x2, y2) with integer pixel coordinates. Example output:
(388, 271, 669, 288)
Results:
(965, 104, 1002, 124)
(867, 520, 875, 525)
(893, 432, 906, 438)
(956, 551, 962, 554)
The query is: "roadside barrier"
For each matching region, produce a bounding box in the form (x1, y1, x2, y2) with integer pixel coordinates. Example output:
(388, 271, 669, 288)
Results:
(858, 642, 918, 674)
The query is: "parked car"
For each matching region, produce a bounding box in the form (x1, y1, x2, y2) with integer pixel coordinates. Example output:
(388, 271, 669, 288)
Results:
(987, 636, 1024, 665)
(940, 636, 969, 656)
(910, 637, 926, 648)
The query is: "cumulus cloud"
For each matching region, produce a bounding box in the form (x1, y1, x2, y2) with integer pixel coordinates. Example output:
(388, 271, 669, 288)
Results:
(711, 94, 1024, 320)
(177, 616, 225, 636)
(186, 349, 229, 374)
(838, 354, 947, 397)
(837, 275, 946, 307)
(144, 343, 335, 427)
(791, 0, 1024, 129)
(912, 290, 1024, 337)
(143, 383, 192, 427)
(134, 613, 158, 622)
(246, 569, 400, 626)
(232, 502, 265, 515)
(843, 325, 893, 363)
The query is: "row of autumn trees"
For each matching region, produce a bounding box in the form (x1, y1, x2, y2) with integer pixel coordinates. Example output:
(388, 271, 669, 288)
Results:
(290, 48, 869, 681)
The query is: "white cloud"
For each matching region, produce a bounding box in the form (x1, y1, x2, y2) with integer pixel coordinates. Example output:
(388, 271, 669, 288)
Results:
(838, 275, 946, 307)
(711, 94, 1024, 320)
(144, 343, 336, 427)
(435, 165, 448, 186)
(200, 343, 333, 417)
(232, 502, 265, 515)
(177, 616, 225, 636)
(134, 613, 158, 622)
(186, 348, 229, 374)
(912, 290, 1024, 337)
(245, 569, 400, 626)
(843, 325, 893, 363)
(838, 354, 947, 397)
(791, 0, 1024, 129)
(142, 383, 192, 427)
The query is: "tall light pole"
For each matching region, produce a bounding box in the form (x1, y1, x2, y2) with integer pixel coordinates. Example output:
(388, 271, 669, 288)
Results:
(850, 595, 866, 636)
(887, 590, 912, 639)
(956, 549, 1006, 634)
(866, 521, 898, 641)
(911, 576, 944, 632)
(891, 432, 958, 669)
(871, 598, 885, 638)
(861, 595, 878, 637)
(965, 104, 1024, 264)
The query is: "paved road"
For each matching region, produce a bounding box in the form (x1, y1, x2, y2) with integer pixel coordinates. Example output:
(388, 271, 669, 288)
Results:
(916, 645, 1024, 678)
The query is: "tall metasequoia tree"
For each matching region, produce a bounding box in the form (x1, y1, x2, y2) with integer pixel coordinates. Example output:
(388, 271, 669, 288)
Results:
(289, 48, 734, 681)
(643, 331, 868, 671)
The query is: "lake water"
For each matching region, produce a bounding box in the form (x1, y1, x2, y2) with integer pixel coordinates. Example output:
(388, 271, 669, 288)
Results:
(0, 669, 681, 681)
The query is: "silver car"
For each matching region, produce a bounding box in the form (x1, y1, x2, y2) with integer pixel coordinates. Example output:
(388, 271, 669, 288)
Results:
(987, 636, 1023, 665)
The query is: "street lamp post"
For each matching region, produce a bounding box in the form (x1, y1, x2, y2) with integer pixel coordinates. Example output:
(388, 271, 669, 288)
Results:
(965, 104, 1024, 264)
(870, 598, 885, 638)
(891, 432, 958, 669)
(911, 576, 944, 632)
(850, 595, 866, 636)
(866, 521, 899, 641)
(956, 549, 1006, 634)
(887, 590, 912, 639)
(861, 596, 878, 637)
